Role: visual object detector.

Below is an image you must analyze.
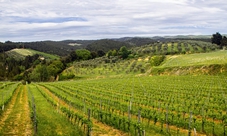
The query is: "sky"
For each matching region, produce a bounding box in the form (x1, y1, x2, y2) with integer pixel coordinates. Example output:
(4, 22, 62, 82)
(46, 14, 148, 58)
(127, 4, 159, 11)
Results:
(0, 0, 226, 42)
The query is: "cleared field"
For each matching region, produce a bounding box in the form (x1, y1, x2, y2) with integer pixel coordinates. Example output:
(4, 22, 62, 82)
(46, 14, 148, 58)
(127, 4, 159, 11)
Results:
(28, 49, 59, 59)
(12, 48, 34, 56)
(6, 48, 59, 60)
(162, 50, 227, 67)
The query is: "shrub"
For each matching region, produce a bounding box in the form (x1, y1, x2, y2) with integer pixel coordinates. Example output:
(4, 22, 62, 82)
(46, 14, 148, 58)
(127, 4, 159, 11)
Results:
(150, 55, 165, 66)
(59, 74, 75, 80)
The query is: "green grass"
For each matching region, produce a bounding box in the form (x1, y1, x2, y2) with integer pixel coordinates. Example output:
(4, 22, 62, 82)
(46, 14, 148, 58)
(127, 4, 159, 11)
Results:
(29, 84, 82, 136)
(12, 48, 34, 56)
(0, 83, 19, 106)
(0, 85, 33, 135)
(161, 50, 227, 67)
(38, 75, 227, 136)
(28, 49, 59, 59)
(6, 48, 59, 60)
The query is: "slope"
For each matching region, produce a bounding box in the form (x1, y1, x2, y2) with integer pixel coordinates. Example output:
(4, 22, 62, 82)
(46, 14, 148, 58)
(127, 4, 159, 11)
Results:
(162, 50, 227, 67)
(61, 49, 227, 79)
(5, 48, 59, 60)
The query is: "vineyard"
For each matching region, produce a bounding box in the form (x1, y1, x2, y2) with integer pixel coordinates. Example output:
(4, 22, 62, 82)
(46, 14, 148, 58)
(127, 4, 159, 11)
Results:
(62, 50, 227, 79)
(0, 75, 227, 135)
(133, 40, 218, 56)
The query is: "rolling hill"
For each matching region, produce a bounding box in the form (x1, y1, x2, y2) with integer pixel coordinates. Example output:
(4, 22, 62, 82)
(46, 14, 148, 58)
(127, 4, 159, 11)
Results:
(162, 50, 227, 67)
(5, 48, 59, 60)
(0, 38, 225, 81)
(61, 47, 227, 79)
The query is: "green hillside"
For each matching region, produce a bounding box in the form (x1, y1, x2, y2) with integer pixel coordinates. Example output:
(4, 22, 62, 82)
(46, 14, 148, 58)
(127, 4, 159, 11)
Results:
(162, 50, 227, 67)
(5, 48, 59, 60)
(132, 40, 218, 56)
(28, 49, 59, 60)
(61, 48, 227, 79)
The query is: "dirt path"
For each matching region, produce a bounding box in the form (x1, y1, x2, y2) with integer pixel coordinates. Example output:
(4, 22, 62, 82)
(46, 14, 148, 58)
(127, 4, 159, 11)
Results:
(38, 85, 128, 136)
(0, 85, 33, 135)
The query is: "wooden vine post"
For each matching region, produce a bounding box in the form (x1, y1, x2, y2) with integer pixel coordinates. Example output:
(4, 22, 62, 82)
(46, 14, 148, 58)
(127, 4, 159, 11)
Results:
(128, 100, 132, 121)
(166, 106, 169, 134)
(87, 108, 91, 136)
(32, 95, 37, 135)
(138, 110, 141, 136)
(2, 83, 5, 111)
(188, 111, 192, 136)
(83, 98, 86, 114)
(1, 93, 4, 111)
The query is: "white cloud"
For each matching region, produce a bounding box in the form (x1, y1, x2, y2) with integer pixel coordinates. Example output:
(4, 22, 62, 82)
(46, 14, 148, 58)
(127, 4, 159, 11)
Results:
(0, 0, 226, 41)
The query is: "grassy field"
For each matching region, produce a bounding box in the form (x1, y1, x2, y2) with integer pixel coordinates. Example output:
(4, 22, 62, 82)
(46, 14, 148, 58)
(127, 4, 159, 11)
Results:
(161, 50, 227, 67)
(6, 48, 59, 60)
(28, 49, 59, 59)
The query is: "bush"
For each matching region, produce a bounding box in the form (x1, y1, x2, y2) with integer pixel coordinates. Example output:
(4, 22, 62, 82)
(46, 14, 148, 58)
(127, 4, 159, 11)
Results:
(59, 74, 75, 80)
(150, 55, 165, 66)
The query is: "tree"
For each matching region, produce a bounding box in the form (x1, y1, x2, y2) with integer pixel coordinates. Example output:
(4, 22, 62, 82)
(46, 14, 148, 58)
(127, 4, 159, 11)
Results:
(211, 32, 222, 45)
(119, 46, 130, 59)
(47, 60, 64, 79)
(69, 51, 78, 61)
(30, 64, 48, 81)
(221, 36, 227, 48)
(75, 49, 92, 60)
(91, 51, 98, 59)
(106, 49, 118, 58)
(112, 50, 117, 56)
(150, 55, 165, 66)
(97, 50, 105, 57)
(106, 50, 113, 58)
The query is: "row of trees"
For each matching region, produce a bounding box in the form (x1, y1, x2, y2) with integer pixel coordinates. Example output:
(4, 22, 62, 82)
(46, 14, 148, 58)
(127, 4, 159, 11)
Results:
(62, 49, 105, 64)
(106, 46, 132, 59)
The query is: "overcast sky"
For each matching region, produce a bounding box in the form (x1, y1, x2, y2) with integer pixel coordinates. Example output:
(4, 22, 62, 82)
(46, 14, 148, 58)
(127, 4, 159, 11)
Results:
(0, 0, 226, 42)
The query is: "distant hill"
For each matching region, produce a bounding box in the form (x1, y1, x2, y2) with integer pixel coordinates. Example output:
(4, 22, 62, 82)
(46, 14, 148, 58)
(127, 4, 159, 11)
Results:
(86, 39, 132, 52)
(23, 41, 85, 56)
(0, 40, 93, 57)
(163, 35, 212, 39)
(114, 37, 156, 46)
(113, 35, 213, 46)
(0, 35, 222, 57)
